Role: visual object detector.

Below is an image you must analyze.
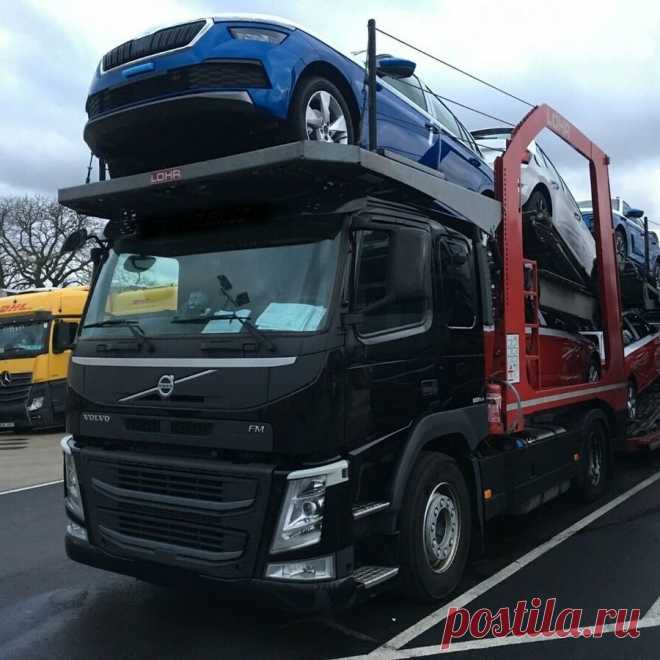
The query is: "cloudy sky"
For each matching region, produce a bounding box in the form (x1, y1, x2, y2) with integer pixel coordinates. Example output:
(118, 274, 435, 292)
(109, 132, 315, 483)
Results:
(1, 0, 659, 222)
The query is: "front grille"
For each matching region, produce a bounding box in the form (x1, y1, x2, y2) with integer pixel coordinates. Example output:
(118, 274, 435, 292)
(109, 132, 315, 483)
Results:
(111, 461, 256, 504)
(99, 503, 246, 556)
(102, 20, 207, 71)
(171, 420, 212, 436)
(125, 417, 161, 433)
(86, 61, 270, 119)
(80, 451, 272, 576)
(0, 372, 32, 404)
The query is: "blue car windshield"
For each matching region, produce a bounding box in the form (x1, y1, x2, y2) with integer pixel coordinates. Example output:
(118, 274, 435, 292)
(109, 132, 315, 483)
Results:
(81, 217, 343, 339)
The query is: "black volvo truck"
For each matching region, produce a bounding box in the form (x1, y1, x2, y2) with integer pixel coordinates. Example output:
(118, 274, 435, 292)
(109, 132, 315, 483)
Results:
(58, 143, 608, 608)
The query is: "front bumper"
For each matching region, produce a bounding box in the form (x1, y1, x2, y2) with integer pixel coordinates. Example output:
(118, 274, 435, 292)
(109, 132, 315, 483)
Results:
(66, 531, 357, 610)
(0, 380, 61, 430)
(65, 440, 357, 609)
(83, 91, 262, 175)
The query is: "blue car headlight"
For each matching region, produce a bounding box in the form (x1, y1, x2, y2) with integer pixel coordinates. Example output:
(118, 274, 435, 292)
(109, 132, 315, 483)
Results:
(229, 27, 288, 44)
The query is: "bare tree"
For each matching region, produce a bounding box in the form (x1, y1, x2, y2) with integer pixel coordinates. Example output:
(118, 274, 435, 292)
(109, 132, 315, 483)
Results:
(0, 196, 99, 289)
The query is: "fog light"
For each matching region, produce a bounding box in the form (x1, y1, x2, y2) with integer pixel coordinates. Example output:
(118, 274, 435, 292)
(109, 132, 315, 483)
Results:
(67, 522, 88, 542)
(271, 460, 348, 554)
(27, 396, 44, 412)
(61, 435, 85, 522)
(265, 555, 335, 581)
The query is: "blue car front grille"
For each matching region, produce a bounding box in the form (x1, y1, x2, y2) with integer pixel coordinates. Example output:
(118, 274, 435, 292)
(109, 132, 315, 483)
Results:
(102, 20, 207, 71)
(86, 61, 270, 119)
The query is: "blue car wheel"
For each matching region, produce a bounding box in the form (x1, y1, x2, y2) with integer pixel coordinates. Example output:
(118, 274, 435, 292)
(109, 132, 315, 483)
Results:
(286, 76, 356, 145)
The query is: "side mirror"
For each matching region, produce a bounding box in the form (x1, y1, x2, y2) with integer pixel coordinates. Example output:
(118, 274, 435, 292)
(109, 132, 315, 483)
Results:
(61, 228, 89, 254)
(625, 208, 644, 219)
(53, 320, 79, 354)
(377, 56, 417, 79)
(387, 229, 428, 302)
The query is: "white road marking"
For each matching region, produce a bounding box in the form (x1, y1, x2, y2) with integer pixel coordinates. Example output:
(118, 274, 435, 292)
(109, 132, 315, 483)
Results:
(0, 480, 63, 496)
(360, 615, 660, 658)
(643, 595, 660, 620)
(332, 469, 660, 660)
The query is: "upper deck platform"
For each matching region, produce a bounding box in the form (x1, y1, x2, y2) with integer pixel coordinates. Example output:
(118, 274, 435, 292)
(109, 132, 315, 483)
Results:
(58, 142, 501, 235)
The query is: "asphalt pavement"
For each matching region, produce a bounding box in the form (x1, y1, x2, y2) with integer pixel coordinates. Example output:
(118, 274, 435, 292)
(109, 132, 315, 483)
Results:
(3, 434, 660, 659)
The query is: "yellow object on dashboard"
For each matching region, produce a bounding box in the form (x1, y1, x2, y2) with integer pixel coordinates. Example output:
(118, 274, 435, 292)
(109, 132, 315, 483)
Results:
(106, 285, 178, 316)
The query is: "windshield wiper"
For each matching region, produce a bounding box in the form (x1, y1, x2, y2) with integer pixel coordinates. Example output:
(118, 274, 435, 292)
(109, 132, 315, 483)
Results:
(83, 319, 155, 352)
(171, 314, 277, 353)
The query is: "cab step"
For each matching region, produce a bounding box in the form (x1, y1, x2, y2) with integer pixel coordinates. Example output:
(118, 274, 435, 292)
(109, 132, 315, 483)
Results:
(352, 501, 390, 519)
(352, 565, 399, 589)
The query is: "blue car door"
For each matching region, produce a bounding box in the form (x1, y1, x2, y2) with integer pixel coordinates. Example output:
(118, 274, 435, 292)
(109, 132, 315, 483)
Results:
(423, 91, 492, 192)
(375, 74, 439, 165)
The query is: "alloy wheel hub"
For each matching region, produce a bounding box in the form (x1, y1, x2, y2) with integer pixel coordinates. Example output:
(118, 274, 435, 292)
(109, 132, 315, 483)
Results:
(423, 484, 460, 573)
(305, 90, 348, 144)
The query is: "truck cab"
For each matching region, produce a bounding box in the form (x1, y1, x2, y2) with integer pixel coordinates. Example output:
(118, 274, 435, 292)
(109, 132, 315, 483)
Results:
(0, 287, 87, 431)
(62, 186, 492, 607)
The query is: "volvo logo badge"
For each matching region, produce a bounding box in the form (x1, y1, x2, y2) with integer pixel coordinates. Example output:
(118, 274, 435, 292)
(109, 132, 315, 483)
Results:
(157, 374, 175, 399)
(0, 371, 11, 387)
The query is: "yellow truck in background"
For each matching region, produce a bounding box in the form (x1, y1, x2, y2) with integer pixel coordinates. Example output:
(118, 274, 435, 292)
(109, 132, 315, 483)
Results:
(0, 287, 88, 431)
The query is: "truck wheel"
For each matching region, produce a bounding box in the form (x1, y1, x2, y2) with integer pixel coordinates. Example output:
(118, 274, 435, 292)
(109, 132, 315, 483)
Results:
(288, 76, 355, 145)
(654, 261, 660, 291)
(578, 412, 608, 503)
(399, 452, 471, 601)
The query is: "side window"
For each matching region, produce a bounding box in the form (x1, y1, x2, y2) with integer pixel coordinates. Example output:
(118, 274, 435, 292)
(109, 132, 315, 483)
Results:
(440, 237, 478, 328)
(427, 92, 461, 137)
(355, 229, 427, 335)
(382, 75, 427, 112)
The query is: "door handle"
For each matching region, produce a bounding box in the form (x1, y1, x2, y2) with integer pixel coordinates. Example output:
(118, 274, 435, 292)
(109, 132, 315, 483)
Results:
(425, 122, 440, 134)
(469, 157, 482, 167)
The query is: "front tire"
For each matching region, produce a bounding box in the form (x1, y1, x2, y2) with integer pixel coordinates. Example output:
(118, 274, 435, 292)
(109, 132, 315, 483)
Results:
(399, 452, 471, 601)
(287, 76, 355, 145)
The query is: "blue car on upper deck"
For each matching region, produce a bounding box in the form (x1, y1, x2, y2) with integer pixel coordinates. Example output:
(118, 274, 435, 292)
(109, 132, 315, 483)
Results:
(83, 14, 494, 195)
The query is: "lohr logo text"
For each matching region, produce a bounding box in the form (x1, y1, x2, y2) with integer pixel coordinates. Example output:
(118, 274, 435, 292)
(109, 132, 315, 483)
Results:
(150, 168, 182, 185)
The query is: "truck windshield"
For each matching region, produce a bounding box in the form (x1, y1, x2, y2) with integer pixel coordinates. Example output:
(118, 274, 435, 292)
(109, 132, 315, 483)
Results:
(81, 216, 343, 341)
(0, 320, 50, 358)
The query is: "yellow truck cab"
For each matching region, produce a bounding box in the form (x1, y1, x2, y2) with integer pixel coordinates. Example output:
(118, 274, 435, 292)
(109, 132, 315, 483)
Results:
(0, 287, 88, 431)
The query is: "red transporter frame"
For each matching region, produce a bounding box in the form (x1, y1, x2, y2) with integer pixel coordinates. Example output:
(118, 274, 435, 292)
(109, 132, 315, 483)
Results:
(492, 104, 626, 432)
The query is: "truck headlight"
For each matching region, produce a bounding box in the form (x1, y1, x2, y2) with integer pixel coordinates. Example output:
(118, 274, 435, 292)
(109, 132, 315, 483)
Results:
(27, 396, 44, 412)
(61, 435, 85, 522)
(271, 460, 348, 554)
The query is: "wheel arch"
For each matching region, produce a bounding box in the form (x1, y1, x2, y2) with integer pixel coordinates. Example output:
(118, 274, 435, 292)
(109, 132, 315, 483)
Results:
(389, 407, 488, 548)
(293, 60, 362, 136)
(527, 183, 553, 216)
